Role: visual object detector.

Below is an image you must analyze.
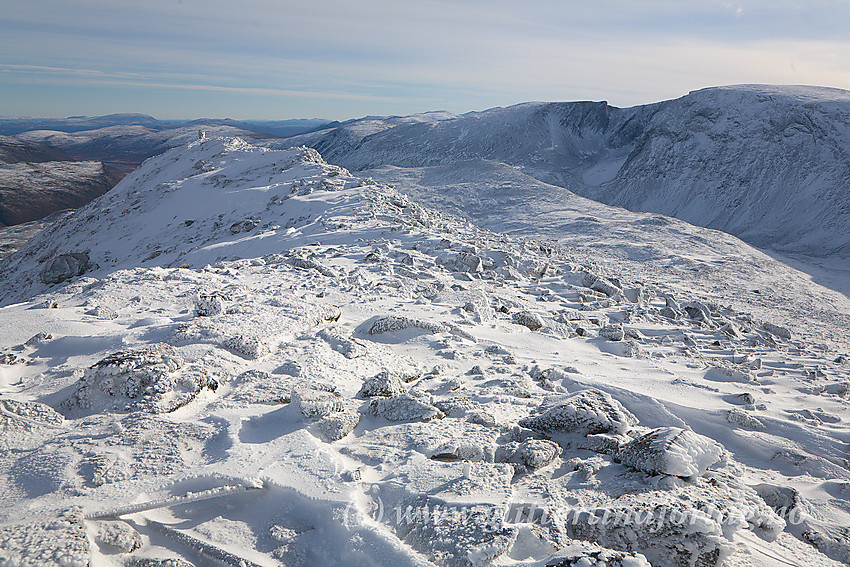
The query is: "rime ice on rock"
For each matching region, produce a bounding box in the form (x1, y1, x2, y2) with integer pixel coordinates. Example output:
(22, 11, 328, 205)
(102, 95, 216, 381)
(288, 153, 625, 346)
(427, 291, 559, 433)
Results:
(368, 315, 448, 335)
(64, 343, 217, 414)
(368, 393, 444, 422)
(762, 322, 792, 339)
(95, 520, 142, 552)
(194, 291, 230, 316)
(0, 398, 64, 430)
(358, 370, 408, 398)
(511, 310, 544, 331)
(519, 389, 638, 436)
(616, 427, 723, 478)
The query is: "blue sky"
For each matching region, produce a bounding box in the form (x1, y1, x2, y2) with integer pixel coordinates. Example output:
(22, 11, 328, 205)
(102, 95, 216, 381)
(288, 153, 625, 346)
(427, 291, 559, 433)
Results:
(2, 0, 850, 120)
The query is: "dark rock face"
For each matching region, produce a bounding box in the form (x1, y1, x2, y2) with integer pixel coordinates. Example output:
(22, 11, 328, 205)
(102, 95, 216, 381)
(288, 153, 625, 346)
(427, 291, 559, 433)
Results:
(40, 252, 90, 284)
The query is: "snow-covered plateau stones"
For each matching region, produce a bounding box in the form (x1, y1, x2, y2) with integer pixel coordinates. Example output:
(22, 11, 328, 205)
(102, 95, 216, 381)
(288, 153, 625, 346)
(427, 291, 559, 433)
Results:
(193, 290, 230, 316)
(39, 252, 90, 284)
(545, 545, 650, 567)
(64, 343, 218, 414)
(395, 496, 517, 567)
(316, 411, 360, 442)
(94, 520, 142, 552)
(358, 370, 408, 398)
(496, 438, 561, 472)
(368, 315, 448, 335)
(519, 389, 638, 436)
(616, 427, 723, 478)
(368, 393, 445, 422)
(512, 310, 544, 331)
(762, 321, 792, 339)
(599, 324, 625, 341)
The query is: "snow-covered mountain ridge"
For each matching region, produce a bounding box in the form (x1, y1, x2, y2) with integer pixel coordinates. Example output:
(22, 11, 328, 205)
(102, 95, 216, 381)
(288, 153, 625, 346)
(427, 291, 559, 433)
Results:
(288, 85, 850, 258)
(1, 137, 849, 567)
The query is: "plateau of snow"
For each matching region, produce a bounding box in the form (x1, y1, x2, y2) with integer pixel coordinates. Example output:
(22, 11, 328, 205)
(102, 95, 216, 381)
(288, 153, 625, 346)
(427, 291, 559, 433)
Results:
(0, 135, 849, 567)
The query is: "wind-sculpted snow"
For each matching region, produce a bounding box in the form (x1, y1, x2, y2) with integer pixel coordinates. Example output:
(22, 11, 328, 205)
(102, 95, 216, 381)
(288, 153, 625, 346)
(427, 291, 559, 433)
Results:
(1, 137, 850, 566)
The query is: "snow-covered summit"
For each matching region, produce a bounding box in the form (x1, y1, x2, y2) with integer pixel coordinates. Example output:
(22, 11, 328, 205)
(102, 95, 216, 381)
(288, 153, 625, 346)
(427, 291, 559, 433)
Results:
(0, 137, 366, 305)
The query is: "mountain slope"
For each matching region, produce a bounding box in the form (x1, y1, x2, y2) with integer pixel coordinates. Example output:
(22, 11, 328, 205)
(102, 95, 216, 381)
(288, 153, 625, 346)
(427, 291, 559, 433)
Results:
(301, 85, 850, 259)
(1, 137, 849, 567)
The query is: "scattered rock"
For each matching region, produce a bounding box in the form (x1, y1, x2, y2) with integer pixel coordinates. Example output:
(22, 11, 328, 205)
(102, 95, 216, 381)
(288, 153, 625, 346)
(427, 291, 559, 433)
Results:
(40, 252, 90, 284)
(368, 315, 447, 335)
(24, 332, 52, 346)
(368, 394, 444, 422)
(194, 291, 230, 316)
(95, 520, 142, 552)
(291, 388, 344, 418)
(358, 370, 408, 398)
(519, 389, 638, 436)
(726, 408, 765, 430)
(763, 322, 792, 340)
(317, 411, 360, 442)
(90, 305, 118, 320)
(512, 310, 544, 331)
(617, 427, 723, 477)
(230, 218, 258, 233)
(599, 324, 625, 341)
(64, 344, 217, 414)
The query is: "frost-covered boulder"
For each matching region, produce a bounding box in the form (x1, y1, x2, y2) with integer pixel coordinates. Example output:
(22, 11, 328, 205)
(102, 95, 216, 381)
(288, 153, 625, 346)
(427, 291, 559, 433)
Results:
(589, 277, 623, 299)
(496, 438, 561, 472)
(64, 344, 218, 414)
(358, 370, 408, 398)
(368, 315, 447, 335)
(726, 408, 765, 430)
(89, 305, 118, 320)
(292, 256, 338, 277)
(39, 252, 90, 284)
(599, 324, 625, 341)
(512, 310, 544, 331)
(617, 427, 723, 477)
(763, 322, 792, 339)
(519, 389, 638, 436)
(193, 291, 230, 316)
(223, 333, 269, 359)
(127, 558, 196, 567)
(95, 520, 142, 552)
(316, 411, 360, 442)
(368, 394, 444, 422)
(291, 388, 344, 418)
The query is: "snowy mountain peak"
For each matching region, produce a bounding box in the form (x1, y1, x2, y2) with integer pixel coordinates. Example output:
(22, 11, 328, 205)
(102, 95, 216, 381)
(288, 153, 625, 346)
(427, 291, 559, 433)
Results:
(0, 137, 368, 305)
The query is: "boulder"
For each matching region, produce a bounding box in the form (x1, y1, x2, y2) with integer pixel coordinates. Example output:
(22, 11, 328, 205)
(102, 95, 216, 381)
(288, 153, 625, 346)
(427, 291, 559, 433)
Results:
(512, 310, 544, 331)
(368, 394, 444, 422)
(617, 427, 723, 477)
(40, 252, 89, 284)
(519, 389, 637, 436)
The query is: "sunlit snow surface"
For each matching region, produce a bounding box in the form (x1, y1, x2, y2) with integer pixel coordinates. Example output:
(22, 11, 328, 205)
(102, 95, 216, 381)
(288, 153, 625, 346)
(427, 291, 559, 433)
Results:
(1, 137, 849, 567)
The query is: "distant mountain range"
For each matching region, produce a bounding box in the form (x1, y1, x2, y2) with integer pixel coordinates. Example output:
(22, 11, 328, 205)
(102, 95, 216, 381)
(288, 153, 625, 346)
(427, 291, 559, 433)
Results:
(285, 85, 850, 258)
